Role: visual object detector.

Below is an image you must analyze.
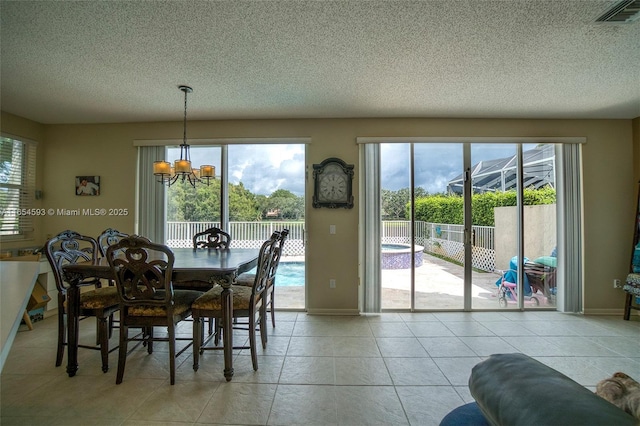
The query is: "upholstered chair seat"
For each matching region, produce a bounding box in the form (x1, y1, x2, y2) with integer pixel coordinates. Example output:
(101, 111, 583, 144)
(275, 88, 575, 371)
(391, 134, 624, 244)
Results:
(127, 290, 202, 317)
(192, 285, 251, 312)
(234, 274, 255, 287)
(79, 287, 120, 309)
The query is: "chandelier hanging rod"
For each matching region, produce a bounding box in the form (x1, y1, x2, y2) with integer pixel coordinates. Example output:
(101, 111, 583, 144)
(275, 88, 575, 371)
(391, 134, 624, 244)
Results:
(152, 85, 215, 187)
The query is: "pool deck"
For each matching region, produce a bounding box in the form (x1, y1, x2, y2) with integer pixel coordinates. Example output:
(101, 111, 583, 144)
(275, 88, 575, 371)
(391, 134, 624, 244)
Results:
(275, 253, 552, 311)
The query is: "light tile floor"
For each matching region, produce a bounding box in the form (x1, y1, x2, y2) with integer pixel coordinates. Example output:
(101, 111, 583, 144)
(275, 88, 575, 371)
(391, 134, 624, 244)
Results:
(1, 312, 639, 425)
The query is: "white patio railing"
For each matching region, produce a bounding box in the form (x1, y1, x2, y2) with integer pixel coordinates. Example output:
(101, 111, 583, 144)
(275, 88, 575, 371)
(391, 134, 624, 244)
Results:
(166, 220, 496, 271)
(382, 220, 496, 271)
(166, 221, 305, 256)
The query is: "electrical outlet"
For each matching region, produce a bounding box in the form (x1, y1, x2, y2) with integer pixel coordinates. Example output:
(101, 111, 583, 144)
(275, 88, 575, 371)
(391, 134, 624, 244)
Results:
(329, 279, 336, 288)
(613, 279, 622, 288)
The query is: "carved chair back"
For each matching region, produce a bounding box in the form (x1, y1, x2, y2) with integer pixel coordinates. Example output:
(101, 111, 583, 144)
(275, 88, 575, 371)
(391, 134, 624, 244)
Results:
(106, 236, 174, 310)
(98, 228, 130, 257)
(193, 227, 231, 250)
(45, 230, 100, 294)
(272, 229, 289, 278)
(252, 232, 280, 297)
(261, 229, 288, 289)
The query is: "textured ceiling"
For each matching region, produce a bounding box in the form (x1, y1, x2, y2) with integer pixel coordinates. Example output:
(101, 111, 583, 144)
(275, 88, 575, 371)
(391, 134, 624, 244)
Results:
(1, 0, 639, 124)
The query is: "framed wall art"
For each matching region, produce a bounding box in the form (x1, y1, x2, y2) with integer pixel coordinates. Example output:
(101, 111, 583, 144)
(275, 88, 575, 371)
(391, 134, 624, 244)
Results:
(76, 175, 100, 196)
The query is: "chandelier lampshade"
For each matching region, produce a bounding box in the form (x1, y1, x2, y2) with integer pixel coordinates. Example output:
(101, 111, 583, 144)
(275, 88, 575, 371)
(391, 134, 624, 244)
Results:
(153, 85, 215, 187)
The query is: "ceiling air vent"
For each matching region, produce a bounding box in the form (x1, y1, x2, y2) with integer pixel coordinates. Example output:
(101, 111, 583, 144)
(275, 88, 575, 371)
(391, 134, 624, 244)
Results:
(596, 0, 640, 23)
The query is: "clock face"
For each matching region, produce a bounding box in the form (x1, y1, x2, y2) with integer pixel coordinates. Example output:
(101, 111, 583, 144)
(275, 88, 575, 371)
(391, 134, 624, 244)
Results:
(319, 172, 347, 202)
(312, 158, 354, 209)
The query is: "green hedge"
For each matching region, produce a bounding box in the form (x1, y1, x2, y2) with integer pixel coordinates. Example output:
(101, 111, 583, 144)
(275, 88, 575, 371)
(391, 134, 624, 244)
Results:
(411, 187, 556, 226)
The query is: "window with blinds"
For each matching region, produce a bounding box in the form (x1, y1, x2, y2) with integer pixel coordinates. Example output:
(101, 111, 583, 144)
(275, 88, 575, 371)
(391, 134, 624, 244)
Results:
(0, 135, 37, 239)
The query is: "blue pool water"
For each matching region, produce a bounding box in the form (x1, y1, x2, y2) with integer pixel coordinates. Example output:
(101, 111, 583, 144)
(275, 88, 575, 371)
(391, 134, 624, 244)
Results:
(243, 262, 305, 287)
(382, 243, 410, 251)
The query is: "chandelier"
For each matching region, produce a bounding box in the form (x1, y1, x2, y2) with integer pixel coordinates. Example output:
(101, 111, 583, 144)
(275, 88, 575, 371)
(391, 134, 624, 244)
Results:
(153, 85, 215, 187)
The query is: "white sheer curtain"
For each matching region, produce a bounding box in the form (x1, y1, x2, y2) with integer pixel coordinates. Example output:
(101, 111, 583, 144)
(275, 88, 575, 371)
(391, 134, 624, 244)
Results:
(360, 144, 382, 312)
(557, 143, 583, 312)
(136, 146, 165, 243)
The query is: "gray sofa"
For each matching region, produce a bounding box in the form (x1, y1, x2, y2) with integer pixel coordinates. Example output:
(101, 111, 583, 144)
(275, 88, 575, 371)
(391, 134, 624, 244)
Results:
(442, 353, 637, 426)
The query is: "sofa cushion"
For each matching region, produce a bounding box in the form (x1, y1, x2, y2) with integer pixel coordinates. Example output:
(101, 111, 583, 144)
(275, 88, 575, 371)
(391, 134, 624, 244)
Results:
(469, 353, 636, 426)
(439, 402, 489, 426)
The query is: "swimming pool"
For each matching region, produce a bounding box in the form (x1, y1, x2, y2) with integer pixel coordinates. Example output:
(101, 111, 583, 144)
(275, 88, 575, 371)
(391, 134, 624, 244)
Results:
(381, 243, 424, 269)
(243, 261, 305, 287)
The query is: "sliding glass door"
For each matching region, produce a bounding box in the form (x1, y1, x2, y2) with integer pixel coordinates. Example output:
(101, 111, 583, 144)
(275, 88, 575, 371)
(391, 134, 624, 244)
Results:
(412, 143, 465, 310)
(163, 143, 306, 310)
(370, 141, 562, 311)
(469, 144, 520, 309)
(228, 144, 306, 310)
(380, 143, 412, 309)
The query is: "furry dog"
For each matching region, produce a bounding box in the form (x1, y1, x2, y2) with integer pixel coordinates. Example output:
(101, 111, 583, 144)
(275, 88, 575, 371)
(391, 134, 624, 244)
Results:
(596, 372, 640, 421)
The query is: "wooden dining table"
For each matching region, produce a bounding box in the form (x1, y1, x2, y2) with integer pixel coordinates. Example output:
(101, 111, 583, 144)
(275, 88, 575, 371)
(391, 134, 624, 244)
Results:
(62, 247, 259, 381)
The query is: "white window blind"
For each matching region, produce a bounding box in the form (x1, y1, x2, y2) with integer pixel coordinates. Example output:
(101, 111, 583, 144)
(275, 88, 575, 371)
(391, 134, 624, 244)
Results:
(0, 136, 37, 238)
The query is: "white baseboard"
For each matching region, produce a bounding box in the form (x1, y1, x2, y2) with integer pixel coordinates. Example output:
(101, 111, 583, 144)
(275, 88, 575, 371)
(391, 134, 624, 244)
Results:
(305, 308, 360, 316)
(582, 308, 638, 316)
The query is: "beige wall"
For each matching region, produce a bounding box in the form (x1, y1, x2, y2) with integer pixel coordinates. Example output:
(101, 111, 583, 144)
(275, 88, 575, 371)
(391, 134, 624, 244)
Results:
(494, 204, 557, 270)
(2, 111, 638, 314)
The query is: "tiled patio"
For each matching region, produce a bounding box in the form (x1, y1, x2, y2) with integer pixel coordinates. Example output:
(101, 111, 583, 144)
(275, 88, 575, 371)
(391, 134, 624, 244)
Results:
(275, 253, 536, 311)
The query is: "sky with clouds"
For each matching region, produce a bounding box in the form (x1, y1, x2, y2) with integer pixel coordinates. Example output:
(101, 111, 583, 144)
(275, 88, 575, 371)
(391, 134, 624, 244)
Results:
(169, 144, 306, 196)
(381, 143, 534, 193)
(171, 142, 537, 197)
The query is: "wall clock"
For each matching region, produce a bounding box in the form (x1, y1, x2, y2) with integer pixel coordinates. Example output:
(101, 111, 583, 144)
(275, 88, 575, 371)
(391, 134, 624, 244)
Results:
(312, 157, 354, 209)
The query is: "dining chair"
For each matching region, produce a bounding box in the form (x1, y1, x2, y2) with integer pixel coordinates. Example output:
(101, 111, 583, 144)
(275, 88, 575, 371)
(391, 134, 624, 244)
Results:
(173, 227, 233, 293)
(106, 235, 203, 385)
(235, 229, 289, 328)
(44, 230, 120, 373)
(172, 228, 232, 334)
(97, 228, 130, 257)
(193, 227, 231, 249)
(97, 228, 130, 332)
(191, 232, 278, 372)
